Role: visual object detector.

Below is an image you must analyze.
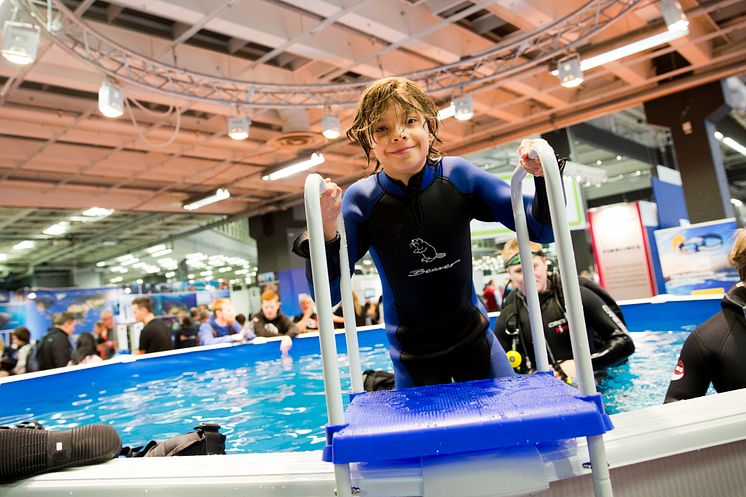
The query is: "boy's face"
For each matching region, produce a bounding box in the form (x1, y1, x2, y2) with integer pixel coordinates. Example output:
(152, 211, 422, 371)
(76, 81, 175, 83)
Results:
(261, 299, 280, 320)
(217, 303, 236, 324)
(370, 104, 430, 183)
(506, 255, 549, 295)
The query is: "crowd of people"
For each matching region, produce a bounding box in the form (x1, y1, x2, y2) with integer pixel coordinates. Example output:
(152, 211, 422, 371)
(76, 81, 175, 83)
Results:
(0, 285, 387, 380)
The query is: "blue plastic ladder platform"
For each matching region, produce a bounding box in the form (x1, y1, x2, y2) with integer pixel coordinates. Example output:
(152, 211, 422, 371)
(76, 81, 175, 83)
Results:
(323, 372, 612, 464)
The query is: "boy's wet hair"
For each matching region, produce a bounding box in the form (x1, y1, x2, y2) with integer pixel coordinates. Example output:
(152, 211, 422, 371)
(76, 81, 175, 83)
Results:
(346, 77, 443, 171)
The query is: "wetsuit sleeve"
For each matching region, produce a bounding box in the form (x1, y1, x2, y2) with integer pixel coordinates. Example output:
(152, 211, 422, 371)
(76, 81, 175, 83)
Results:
(450, 157, 561, 244)
(664, 328, 713, 403)
(291, 187, 371, 305)
(579, 288, 635, 369)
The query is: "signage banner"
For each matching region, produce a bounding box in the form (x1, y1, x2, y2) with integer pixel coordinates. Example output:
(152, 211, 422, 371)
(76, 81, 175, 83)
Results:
(653, 218, 739, 295)
(589, 202, 656, 300)
(25, 287, 120, 341)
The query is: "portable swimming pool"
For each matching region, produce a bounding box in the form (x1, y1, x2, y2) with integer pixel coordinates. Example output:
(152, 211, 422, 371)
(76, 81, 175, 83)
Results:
(0, 322, 706, 454)
(1, 299, 744, 497)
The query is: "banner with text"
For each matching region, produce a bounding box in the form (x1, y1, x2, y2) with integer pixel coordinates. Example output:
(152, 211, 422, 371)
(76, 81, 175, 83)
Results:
(589, 202, 657, 300)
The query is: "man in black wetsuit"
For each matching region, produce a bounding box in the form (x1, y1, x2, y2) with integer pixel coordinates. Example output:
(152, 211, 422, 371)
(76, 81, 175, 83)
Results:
(664, 229, 746, 403)
(494, 239, 635, 382)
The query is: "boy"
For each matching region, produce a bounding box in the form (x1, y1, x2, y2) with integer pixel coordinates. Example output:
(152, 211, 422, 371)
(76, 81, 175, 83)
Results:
(294, 77, 557, 388)
(252, 290, 297, 353)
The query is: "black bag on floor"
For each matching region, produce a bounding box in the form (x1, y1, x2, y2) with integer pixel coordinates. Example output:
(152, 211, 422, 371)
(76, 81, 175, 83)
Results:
(120, 423, 226, 458)
(362, 369, 396, 391)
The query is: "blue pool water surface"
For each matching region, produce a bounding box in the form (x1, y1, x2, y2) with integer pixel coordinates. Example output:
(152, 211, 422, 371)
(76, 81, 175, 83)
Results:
(0, 329, 688, 454)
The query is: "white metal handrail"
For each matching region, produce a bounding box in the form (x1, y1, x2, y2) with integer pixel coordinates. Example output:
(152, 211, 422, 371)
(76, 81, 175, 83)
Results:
(303, 173, 364, 497)
(511, 140, 613, 497)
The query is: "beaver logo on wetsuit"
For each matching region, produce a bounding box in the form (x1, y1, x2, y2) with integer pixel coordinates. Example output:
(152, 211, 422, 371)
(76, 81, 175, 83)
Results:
(409, 238, 446, 263)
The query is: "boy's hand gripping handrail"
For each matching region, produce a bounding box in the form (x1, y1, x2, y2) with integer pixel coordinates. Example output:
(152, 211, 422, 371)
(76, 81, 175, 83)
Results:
(511, 141, 614, 497)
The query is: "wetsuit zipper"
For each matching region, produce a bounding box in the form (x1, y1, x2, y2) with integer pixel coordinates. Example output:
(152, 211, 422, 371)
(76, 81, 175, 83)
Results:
(406, 169, 425, 228)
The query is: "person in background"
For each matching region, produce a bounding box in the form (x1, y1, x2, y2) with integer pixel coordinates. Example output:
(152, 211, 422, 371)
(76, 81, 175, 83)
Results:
(38, 312, 78, 370)
(198, 298, 252, 346)
(95, 309, 117, 359)
(482, 279, 500, 312)
(235, 313, 255, 336)
(333, 291, 367, 328)
(664, 229, 746, 403)
(178, 308, 200, 348)
(363, 300, 380, 326)
(293, 294, 319, 334)
(494, 239, 634, 384)
(252, 291, 297, 353)
(292, 76, 556, 388)
(69, 333, 103, 366)
(132, 297, 173, 354)
(0, 327, 33, 376)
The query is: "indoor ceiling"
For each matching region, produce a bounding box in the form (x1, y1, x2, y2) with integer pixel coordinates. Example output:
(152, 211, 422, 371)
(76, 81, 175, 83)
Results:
(0, 0, 744, 279)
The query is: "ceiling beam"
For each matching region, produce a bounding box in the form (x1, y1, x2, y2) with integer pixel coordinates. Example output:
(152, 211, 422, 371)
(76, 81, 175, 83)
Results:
(157, 0, 240, 59)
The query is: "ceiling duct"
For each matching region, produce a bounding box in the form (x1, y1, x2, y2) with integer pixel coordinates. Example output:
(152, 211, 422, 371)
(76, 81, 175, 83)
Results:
(268, 109, 326, 148)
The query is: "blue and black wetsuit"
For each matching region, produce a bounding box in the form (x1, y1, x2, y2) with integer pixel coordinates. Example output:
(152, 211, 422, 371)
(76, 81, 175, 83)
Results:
(294, 156, 555, 388)
(664, 283, 746, 403)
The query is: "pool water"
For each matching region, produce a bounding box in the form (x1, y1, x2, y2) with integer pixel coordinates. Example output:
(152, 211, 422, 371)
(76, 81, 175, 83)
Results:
(1, 330, 690, 454)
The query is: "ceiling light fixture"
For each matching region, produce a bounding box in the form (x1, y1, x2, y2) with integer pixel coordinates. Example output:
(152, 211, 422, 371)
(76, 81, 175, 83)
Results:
(660, 0, 689, 32)
(98, 80, 124, 118)
(551, 25, 689, 82)
(453, 95, 474, 121)
(437, 102, 455, 121)
(12, 240, 35, 250)
(714, 131, 746, 157)
(183, 188, 231, 210)
(322, 114, 341, 140)
(556, 53, 584, 88)
(151, 248, 173, 258)
(82, 207, 114, 218)
(146, 244, 167, 254)
(1, 20, 40, 65)
(262, 152, 325, 181)
(228, 116, 250, 140)
(42, 221, 70, 236)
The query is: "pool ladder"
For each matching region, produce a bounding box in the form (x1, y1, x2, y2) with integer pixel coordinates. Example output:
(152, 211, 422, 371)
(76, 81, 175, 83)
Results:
(303, 140, 614, 497)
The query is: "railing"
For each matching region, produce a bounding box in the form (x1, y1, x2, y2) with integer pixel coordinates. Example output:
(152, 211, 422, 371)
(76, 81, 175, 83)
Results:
(511, 140, 613, 497)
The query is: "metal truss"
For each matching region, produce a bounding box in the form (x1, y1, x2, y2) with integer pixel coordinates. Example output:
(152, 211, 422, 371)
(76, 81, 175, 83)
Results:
(13, 0, 644, 109)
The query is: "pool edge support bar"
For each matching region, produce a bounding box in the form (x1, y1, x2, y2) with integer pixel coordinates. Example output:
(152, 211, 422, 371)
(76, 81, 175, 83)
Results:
(511, 141, 614, 497)
(303, 173, 354, 497)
